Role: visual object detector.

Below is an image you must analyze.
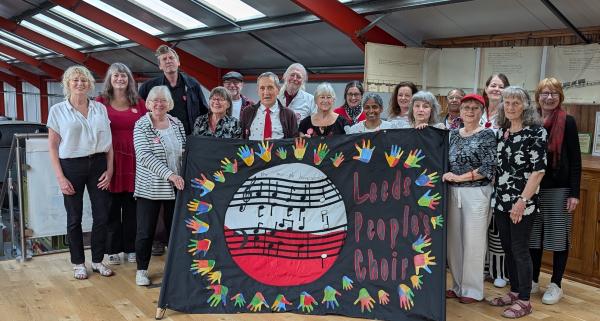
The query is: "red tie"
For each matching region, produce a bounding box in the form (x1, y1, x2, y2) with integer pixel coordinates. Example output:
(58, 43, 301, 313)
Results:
(263, 108, 272, 139)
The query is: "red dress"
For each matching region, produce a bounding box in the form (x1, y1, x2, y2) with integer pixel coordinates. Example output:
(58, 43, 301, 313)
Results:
(96, 96, 146, 193)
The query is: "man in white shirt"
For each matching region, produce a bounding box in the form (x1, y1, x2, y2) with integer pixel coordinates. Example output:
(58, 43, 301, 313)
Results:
(278, 63, 315, 122)
(240, 72, 298, 140)
(222, 71, 254, 120)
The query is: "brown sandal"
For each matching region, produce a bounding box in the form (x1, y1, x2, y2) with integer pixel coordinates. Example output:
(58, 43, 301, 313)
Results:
(489, 292, 518, 306)
(502, 300, 532, 318)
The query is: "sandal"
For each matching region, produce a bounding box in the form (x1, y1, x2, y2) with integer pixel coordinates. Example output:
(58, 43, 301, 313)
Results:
(73, 264, 88, 280)
(91, 262, 114, 277)
(489, 292, 518, 306)
(502, 300, 532, 318)
(446, 290, 459, 299)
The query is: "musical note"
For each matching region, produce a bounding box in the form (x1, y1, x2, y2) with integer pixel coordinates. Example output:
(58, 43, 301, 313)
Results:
(240, 183, 252, 212)
(258, 205, 265, 217)
(321, 253, 327, 268)
(286, 207, 293, 217)
(271, 182, 278, 198)
(298, 217, 305, 230)
(278, 219, 294, 231)
(239, 229, 248, 249)
(321, 210, 330, 228)
(320, 186, 326, 202)
(253, 222, 263, 246)
(297, 208, 305, 221)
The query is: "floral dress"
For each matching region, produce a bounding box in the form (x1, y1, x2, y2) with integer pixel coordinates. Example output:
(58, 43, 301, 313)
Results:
(192, 114, 241, 138)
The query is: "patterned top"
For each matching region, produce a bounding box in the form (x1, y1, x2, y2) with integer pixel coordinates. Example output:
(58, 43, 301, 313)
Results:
(192, 114, 241, 138)
(448, 128, 496, 187)
(493, 125, 547, 215)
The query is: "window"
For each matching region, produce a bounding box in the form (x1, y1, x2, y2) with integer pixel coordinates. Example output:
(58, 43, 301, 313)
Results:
(195, 0, 265, 21)
(129, 0, 206, 30)
(50, 6, 128, 42)
(32, 14, 104, 46)
(0, 30, 52, 55)
(84, 0, 163, 35)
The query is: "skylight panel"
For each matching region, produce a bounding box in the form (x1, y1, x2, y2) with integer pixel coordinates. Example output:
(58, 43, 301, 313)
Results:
(0, 38, 40, 56)
(83, 0, 163, 35)
(0, 30, 52, 54)
(0, 53, 15, 61)
(128, 0, 206, 30)
(20, 21, 82, 49)
(32, 14, 104, 46)
(196, 0, 265, 21)
(51, 6, 128, 42)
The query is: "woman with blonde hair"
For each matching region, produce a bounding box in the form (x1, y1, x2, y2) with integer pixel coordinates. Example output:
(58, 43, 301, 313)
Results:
(299, 82, 348, 137)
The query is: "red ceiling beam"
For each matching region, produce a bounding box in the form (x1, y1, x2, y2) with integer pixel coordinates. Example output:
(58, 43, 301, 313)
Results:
(0, 44, 63, 80)
(0, 16, 108, 77)
(15, 80, 23, 120)
(0, 61, 41, 88)
(0, 81, 5, 115)
(0, 72, 17, 88)
(52, 0, 221, 88)
(291, 0, 404, 51)
(40, 80, 49, 123)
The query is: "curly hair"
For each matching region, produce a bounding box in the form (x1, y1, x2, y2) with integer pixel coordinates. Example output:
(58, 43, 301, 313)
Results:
(61, 65, 95, 99)
(496, 86, 541, 128)
(408, 91, 441, 126)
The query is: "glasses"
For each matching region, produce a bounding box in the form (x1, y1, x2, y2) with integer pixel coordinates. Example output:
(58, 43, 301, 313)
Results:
(346, 93, 361, 97)
(210, 97, 227, 102)
(460, 106, 481, 112)
(540, 92, 560, 98)
(447, 96, 463, 101)
(318, 95, 334, 100)
(151, 98, 168, 104)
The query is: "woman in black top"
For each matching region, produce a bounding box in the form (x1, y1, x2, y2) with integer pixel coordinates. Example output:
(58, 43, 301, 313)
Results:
(299, 82, 348, 137)
(529, 78, 581, 305)
(488, 86, 547, 318)
(192, 87, 241, 138)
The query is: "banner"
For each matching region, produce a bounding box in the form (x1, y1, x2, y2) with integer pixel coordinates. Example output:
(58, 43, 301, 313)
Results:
(159, 128, 448, 321)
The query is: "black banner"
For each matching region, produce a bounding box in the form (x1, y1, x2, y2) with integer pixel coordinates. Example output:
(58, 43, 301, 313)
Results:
(159, 128, 448, 321)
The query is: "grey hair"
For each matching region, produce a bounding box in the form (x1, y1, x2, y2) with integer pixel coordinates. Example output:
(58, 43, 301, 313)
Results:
(362, 92, 384, 109)
(62, 65, 95, 99)
(209, 86, 233, 116)
(146, 86, 174, 112)
(257, 72, 281, 88)
(408, 91, 441, 125)
(101, 62, 139, 106)
(281, 63, 307, 94)
(496, 86, 542, 128)
(314, 82, 336, 101)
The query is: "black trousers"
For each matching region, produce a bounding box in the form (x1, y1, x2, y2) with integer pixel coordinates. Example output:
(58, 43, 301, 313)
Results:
(60, 154, 111, 264)
(494, 211, 535, 301)
(136, 197, 175, 270)
(530, 248, 569, 287)
(106, 192, 137, 254)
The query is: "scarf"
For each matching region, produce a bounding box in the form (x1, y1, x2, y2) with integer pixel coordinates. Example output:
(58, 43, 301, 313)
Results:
(543, 106, 566, 169)
(284, 90, 298, 107)
(345, 104, 362, 125)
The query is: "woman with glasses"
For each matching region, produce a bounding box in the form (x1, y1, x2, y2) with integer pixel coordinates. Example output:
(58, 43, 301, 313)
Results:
(334, 81, 365, 126)
(443, 94, 496, 304)
(529, 78, 581, 304)
(386, 81, 419, 128)
(133, 86, 186, 286)
(444, 88, 465, 129)
(192, 86, 241, 138)
(299, 82, 348, 137)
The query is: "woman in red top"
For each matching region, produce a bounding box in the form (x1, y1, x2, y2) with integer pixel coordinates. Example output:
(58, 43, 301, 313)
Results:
(96, 62, 146, 265)
(334, 80, 365, 126)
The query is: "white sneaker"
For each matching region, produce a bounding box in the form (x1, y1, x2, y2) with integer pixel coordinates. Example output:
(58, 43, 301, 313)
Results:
(494, 278, 507, 288)
(542, 282, 563, 304)
(136, 270, 150, 286)
(107, 254, 121, 265)
(127, 253, 136, 263)
(531, 281, 540, 294)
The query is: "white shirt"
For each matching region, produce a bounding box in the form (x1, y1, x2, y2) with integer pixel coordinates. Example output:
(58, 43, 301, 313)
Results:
(47, 100, 112, 159)
(388, 115, 411, 129)
(249, 103, 284, 140)
(278, 89, 315, 121)
(345, 120, 394, 134)
(231, 99, 243, 120)
(157, 126, 182, 175)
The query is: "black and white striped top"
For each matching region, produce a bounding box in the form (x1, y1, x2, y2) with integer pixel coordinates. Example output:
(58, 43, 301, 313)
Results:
(133, 113, 186, 200)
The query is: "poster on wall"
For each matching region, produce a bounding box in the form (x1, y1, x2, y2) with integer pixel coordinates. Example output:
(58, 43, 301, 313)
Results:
(479, 47, 542, 91)
(426, 48, 478, 95)
(159, 129, 448, 321)
(546, 44, 600, 104)
(365, 43, 425, 93)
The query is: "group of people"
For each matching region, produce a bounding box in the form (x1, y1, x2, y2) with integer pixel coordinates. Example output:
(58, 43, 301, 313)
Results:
(46, 44, 581, 319)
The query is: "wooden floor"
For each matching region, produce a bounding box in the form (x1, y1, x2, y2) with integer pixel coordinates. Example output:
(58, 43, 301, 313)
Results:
(2, 252, 599, 321)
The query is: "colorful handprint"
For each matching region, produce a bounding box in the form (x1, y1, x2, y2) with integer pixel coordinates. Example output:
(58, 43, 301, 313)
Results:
(415, 169, 439, 187)
(418, 190, 441, 210)
(412, 234, 432, 254)
(313, 143, 330, 165)
(404, 149, 425, 168)
(330, 152, 344, 168)
(190, 259, 214, 276)
(247, 292, 268, 312)
(431, 215, 444, 229)
(353, 288, 375, 312)
(321, 286, 341, 309)
(398, 284, 415, 310)
(385, 145, 404, 168)
(276, 146, 287, 160)
(186, 199, 212, 214)
(185, 216, 209, 234)
(293, 137, 308, 160)
(191, 174, 215, 196)
(353, 139, 375, 163)
(207, 270, 222, 284)
(206, 284, 228, 307)
(255, 141, 273, 162)
(342, 275, 354, 290)
(220, 157, 238, 174)
(271, 294, 292, 312)
(297, 291, 318, 313)
(410, 274, 423, 290)
(212, 170, 225, 183)
(187, 239, 211, 256)
(230, 293, 245, 308)
(378, 289, 390, 305)
(414, 251, 437, 275)
(237, 145, 255, 166)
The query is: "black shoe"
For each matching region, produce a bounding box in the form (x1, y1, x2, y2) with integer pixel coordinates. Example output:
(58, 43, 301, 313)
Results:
(151, 243, 165, 256)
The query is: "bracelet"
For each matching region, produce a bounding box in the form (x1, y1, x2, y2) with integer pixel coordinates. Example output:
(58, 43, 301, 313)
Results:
(518, 196, 528, 203)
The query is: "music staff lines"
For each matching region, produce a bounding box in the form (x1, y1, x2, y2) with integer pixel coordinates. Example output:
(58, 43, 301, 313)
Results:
(228, 251, 341, 260)
(241, 176, 331, 186)
(225, 224, 347, 235)
(225, 232, 347, 247)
